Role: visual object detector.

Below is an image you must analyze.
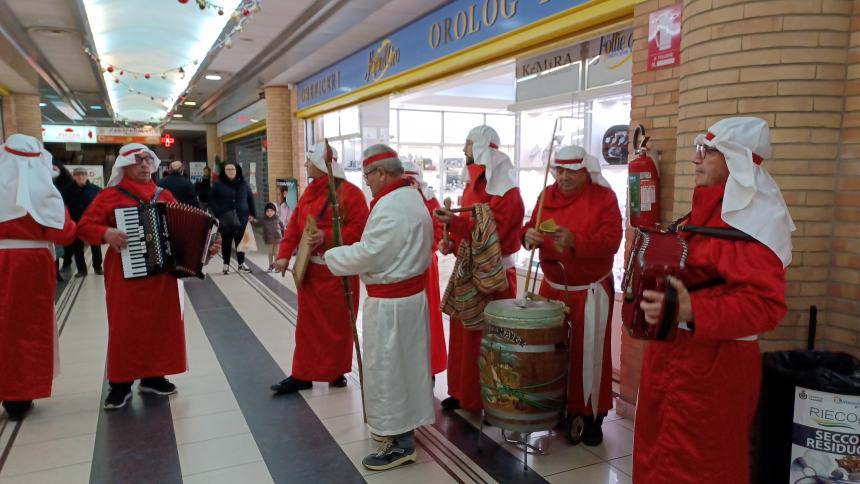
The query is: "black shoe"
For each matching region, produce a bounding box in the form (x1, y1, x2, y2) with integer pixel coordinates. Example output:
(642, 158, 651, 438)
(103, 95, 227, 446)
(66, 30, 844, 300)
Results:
(582, 414, 605, 446)
(2, 400, 34, 421)
(94, 267, 103, 275)
(57, 273, 64, 282)
(441, 397, 460, 411)
(139, 377, 177, 396)
(74, 272, 86, 278)
(270, 376, 312, 395)
(61, 264, 72, 272)
(103, 386, 132, 410)
(330, 375, 347, 387)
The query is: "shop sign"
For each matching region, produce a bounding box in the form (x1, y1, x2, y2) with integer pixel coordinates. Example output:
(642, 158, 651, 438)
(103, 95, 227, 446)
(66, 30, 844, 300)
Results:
(298, 0, 594, 110)
(42, 125, 97, 144)
(96, 126, 161, 145)
(648, 5, 682, 71)
(66, 164, 105, 187)
(791, 387, 860, 482)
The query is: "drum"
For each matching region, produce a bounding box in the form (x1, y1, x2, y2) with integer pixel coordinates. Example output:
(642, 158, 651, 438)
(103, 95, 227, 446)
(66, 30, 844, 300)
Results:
(479, 298, 568, 432)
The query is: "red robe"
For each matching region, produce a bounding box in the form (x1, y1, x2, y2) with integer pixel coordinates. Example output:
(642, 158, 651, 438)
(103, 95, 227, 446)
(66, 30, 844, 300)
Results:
(633, 184, 787, 484)
(521, 181, 621, 416)
(446, 163, 524, 411)
(278, 176, 368, 382)
(77, 178, 187, 382)
(0, 213, 76, 400)
(413, 188, 447, 375)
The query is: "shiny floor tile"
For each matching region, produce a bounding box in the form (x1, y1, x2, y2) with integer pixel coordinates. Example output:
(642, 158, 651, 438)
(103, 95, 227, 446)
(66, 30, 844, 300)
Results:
(181, 460, 273, 484)
(177, 433, 263, 476)
(545, 462, 633, 483)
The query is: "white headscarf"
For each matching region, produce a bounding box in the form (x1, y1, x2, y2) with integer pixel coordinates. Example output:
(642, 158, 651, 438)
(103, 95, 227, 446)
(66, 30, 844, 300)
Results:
(107, 143, 160, 187)
(0, 134, 66, 229)
(402, 160, 436, 201)
(467, 125, 517, 197)
(307, 142, 346, 179)
(694, 117, 795, 267)
(551, 145, 611, 188)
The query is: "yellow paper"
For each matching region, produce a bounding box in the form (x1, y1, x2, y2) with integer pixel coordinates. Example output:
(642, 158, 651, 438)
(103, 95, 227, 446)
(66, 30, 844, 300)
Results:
(538, 218, 558, 233)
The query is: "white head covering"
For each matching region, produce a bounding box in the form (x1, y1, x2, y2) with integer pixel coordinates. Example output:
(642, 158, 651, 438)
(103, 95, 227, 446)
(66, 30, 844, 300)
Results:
(108, 143, 160, 187)
(466, 125, 517, 197)
(551, 145, 611, 188)
(307, 142, 346, 179)
(402, 160, 436, 200)
(0, 134, 66, 229)
(694, 117, 795, 267)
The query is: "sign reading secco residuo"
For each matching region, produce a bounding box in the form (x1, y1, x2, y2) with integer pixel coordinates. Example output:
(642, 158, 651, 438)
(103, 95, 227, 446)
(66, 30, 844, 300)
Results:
(297, 0, 595, 110)
(790, 387, 860, 482)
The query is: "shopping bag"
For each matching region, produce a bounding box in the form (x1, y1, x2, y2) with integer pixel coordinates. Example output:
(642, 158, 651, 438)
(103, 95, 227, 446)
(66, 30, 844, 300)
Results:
(238, 223, 258, 252)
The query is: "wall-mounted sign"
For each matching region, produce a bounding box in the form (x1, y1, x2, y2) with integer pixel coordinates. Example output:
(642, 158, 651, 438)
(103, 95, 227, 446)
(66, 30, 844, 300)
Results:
(217, 99, 266, 138)
(189, 161, 207, 183)
(297, 0, 594, 110)
(648, 5, 682, 71)
(160, 133, 176, 148)
(96, 126, 161, 145)
(42, 125, 97, 144)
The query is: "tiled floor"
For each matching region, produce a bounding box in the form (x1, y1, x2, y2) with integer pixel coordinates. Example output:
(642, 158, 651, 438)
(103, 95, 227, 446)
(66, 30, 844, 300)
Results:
(0, 250, 635, 483)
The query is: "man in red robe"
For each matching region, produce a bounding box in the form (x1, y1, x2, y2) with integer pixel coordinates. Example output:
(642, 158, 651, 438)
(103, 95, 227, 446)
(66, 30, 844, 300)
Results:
(522, 145, 621, 445)
(272, 142, 368, 393)
(0, 134, 77, 421)
(403, 160, 447, 377)
(634, 117, 793, 483)
(78, 143, 216, 410)
(434, 125, 524, 413)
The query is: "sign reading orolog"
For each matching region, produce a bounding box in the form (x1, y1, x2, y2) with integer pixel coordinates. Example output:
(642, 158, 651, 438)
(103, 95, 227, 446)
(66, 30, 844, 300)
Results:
(297, 0, 609, 111)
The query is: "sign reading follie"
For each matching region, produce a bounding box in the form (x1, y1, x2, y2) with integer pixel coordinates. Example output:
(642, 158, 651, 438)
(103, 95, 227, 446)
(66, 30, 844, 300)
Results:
(647, 5, 682, 71)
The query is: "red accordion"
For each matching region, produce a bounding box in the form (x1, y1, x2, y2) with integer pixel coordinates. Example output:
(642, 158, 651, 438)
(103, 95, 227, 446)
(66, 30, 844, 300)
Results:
(620, 228, 689, 341)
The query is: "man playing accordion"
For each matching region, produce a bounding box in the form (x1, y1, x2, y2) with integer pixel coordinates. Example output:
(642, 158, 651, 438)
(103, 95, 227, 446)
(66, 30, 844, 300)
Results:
(522, 144, 622, 446)
(78, 143, 219, 410)
(633, 117, 794, 483)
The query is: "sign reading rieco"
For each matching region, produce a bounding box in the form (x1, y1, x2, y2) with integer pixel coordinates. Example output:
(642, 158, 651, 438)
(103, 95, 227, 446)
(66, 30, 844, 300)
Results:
(298, 0, 594, 109)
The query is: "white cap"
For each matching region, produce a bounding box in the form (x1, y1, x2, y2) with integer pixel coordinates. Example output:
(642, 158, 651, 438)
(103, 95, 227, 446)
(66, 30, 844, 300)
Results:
(402, 160, 436, 200)
(0, 133, 65, 229)
(551, 145, 610, 188)
(307, 142, 345, 179)
(466, 125, 517, 196)
(694, 117, 795, 267)
(108, 143, 160, 187)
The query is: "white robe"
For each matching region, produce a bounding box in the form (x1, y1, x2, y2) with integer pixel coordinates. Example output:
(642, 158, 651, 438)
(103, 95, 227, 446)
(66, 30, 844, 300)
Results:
(325, 185, 435, 436)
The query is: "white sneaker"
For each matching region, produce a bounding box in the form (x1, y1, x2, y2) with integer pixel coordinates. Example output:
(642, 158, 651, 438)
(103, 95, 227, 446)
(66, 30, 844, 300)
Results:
(238, 263, 251, 273)
(222, 264, 229, 275)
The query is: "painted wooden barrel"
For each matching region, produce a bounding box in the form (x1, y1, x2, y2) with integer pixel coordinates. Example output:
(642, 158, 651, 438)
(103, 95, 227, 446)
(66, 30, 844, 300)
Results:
(479, 298, 568, 433)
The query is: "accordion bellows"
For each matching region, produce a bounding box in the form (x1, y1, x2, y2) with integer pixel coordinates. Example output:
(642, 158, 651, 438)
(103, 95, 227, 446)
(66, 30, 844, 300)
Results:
(441, 203, 509, 330)
(115, 202, 219, 279)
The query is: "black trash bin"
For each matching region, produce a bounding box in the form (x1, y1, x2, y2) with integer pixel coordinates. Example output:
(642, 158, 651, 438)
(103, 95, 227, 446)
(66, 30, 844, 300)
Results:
(755, 350, 860, 484)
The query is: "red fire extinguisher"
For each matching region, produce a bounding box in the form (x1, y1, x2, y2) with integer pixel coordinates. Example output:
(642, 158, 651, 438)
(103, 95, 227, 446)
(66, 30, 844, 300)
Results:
(628, 125, 660, 228)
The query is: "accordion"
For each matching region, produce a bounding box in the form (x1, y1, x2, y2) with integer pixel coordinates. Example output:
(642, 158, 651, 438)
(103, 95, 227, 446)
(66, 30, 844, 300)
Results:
(115, 202, 219, 280)
(620, 228, 688, 341)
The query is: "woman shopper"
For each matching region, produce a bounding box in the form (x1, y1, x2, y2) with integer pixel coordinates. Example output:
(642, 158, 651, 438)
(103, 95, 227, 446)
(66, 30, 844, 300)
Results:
(210, 162, 256, 274)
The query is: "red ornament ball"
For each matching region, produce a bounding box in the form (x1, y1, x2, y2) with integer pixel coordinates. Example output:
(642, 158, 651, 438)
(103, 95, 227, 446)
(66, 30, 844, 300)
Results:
(242, 8, 249, 16)
(218, 8, 224, 15)
(120, 70, 124, 76)
(144, 73, 151, 79)
(178, 0, 189, 3)
(107, 65, 114, 73)
(114, 79, 120, 84)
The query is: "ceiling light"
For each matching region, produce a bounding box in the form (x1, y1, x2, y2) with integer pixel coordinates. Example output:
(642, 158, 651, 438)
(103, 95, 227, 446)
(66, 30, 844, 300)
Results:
(205, 74, 222, 81)
(173, 114, 184, 118)
(39, 102, 47, 107)
(89, 105, 103, 110)
(183, 101, 197, 106)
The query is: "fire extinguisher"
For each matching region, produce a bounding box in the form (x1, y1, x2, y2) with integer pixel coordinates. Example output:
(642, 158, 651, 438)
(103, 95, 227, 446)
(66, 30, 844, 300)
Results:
(628, 125, 660, 228)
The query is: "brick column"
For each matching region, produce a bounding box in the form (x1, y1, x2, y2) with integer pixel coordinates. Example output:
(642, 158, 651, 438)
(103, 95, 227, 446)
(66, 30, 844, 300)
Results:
(2, 93, 42, 140)
(265, 86, 306, 198)
(205, 123, 221, 168)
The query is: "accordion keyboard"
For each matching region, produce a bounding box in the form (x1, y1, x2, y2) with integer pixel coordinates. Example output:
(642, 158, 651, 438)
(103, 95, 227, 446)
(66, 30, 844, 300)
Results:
(115, 206, 152, 278)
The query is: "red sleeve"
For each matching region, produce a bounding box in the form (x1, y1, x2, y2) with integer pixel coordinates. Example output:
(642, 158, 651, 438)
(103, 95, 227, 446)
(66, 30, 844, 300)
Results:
(76, 189, 116, 246)
(340, 184, 369, 245)
(278, 206, 303, 259)
(691, 243, 788, 341)
(570, 189, 622, 259)
(44, 209, 77, 246)
(426, 198, 444, 245)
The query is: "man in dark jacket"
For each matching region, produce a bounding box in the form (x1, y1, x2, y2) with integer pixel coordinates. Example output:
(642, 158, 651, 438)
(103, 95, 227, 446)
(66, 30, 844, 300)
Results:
(157, 161, 200, 207)
(62, 167, 103, 276)
(195, 166, 212, 210)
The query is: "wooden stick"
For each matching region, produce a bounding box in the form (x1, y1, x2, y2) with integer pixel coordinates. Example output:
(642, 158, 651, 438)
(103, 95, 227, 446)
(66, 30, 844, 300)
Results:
(442, 198, 452, 247)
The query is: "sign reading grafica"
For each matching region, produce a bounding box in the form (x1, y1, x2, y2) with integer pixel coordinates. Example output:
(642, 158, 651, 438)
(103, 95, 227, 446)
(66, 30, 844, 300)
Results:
(364, 39, 400, 83)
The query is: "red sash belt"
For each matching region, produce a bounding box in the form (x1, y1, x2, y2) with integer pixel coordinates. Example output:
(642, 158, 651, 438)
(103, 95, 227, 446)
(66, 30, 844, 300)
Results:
(366, 271, 427, 298)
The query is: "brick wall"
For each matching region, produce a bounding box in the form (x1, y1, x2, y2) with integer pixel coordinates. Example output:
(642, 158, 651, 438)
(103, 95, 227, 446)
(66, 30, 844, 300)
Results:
(827, 2, 860, 359)
(265, 86, 307, 200)
(2, 93, 41, 140)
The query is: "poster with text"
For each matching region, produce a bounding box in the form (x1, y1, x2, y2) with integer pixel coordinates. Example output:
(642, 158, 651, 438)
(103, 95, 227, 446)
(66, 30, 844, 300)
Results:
(648, 5, 682, 71)
(790, 386, 860, 483)
(249, 162, 258, 195)
(66, 165, 105, 187)
(189, 162, 207, 183)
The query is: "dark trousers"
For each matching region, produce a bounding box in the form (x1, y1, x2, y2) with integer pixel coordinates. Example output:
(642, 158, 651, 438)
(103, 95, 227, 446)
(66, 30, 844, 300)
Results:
(220, 226, 246, 266)
(67, 238, 103, 272)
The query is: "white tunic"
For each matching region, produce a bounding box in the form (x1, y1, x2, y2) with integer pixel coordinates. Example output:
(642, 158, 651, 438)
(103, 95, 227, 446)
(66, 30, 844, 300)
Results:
(325, 185, 435, 436)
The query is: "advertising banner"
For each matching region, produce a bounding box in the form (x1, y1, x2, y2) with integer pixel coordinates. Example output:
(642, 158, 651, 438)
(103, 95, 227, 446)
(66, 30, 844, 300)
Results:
(790, 386, 860, 483)
(42, 125, 97, 144)
(189, 162, 207, 183)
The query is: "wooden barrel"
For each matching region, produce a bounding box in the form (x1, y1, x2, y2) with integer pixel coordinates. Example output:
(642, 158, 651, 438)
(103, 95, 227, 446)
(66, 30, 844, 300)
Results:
(479, 298, 568, 433)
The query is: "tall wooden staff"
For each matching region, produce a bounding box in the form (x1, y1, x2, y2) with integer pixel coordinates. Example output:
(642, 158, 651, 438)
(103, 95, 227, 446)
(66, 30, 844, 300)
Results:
(520, 118, 562, 307)
(322, 138, 367, 422)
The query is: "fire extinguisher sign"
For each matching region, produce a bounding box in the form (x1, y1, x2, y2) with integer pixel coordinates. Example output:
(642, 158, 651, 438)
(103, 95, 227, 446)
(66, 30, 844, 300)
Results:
(629, 172, 656, 216)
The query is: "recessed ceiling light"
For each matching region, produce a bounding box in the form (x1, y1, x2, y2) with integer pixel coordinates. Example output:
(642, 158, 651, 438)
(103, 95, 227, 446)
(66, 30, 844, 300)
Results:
(173, 113, 184, 118)
(89, 105, 103, 110)
(39, 102, 47, 107)
(143, 125, 152, 129)
(204, 74, 222, 81)
(183, 101, 197, 106)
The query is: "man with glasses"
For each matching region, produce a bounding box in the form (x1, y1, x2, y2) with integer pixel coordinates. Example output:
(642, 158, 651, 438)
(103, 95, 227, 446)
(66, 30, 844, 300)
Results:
(325, 144, 434, 471)
(634, 117, 794, 483)
(522, 144, 622, 446)
(433, 125, 524, 415)
(272, 142, 368, 395)
(78, 143, 220, 410)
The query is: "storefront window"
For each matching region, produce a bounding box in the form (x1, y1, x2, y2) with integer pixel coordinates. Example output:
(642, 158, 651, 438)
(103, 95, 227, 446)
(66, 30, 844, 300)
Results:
(443, 112, 483, 144)
(399, 145, 442, 199)
(340, 107, 360, 136)
(399, 110, 442, 143)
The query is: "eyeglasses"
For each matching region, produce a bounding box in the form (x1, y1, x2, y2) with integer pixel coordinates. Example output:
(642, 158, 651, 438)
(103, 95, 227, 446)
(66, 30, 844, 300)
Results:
(363, 167, 378, 181)
(695, 144, 720, 159)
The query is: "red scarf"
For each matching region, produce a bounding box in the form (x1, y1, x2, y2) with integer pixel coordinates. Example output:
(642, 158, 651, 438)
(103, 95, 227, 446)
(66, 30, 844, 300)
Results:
(370, 179, 412, 210)
(540, 179, 592, 210)
(689, 183, 730, 228)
